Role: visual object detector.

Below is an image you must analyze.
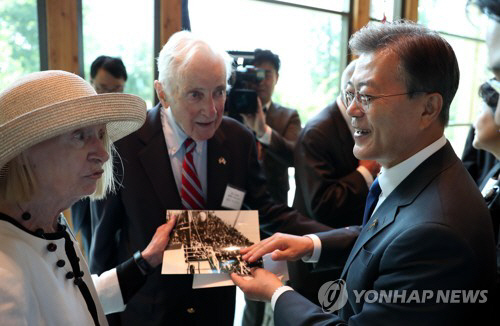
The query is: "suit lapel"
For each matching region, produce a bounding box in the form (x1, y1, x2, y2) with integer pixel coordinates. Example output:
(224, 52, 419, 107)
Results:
(340, 202, 398, 278)
(265, 103, 277, 131)
(137, 105, 182, 210)
(480, 162, 500, 190)
(206, 124, 231, 208)
(341, 142, 458, 278)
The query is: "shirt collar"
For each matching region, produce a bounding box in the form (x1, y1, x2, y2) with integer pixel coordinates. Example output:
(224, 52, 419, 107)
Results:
(378, 135, 447, 199)
(161, 106, 204, 156)
(263, 101, 272, 113)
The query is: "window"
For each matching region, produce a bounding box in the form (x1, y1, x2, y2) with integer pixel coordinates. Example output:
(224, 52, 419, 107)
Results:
(370, 0, 399, 21)
(0, 0, 40, 90)
(419, 0, 490, 156)
(189, 0, 349, 122)
(82, 0, 155, 107)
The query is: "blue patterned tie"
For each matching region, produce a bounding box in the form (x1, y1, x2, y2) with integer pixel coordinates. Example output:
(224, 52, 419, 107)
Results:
(362, 178, 382, 226)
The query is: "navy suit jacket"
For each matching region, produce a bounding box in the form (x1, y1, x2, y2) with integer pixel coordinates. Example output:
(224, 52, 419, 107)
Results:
(89, 104, 329, 326)
(275, 142, 496, 326)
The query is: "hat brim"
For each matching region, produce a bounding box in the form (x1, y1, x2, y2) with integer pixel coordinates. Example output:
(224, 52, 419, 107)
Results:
(0, 92, 146, 168)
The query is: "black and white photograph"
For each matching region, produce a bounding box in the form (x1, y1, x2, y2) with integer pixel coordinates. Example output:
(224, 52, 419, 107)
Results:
(162, 210, 262, 275)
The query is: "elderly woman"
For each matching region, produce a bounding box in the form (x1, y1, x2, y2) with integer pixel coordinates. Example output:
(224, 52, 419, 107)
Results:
(471, 80, 500, 308)
(472, 81, 500, 225)
(0, 70, 176, 325)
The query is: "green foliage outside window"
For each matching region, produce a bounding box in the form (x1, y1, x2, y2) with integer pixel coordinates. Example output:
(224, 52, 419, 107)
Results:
(0, 0, 40, 90)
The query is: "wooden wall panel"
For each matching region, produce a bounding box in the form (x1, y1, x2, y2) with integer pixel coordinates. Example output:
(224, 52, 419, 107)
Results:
(160, 0, 182, 47)
(403, 0, 419, 22)
(351, 0, 370, 35)
(45, 0, 80, 73)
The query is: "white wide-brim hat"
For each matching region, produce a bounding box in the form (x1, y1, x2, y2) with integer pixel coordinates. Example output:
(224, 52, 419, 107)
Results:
(0, 70, 146, 170)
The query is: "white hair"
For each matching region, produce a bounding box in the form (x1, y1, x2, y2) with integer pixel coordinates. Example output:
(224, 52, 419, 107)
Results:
(156, 30, 233, 100)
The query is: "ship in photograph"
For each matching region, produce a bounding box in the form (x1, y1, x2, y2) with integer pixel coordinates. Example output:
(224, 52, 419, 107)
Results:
(163, 210, 262, 275)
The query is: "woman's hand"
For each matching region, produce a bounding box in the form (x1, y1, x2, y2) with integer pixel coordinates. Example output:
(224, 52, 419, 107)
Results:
(140, 215, 177, 268)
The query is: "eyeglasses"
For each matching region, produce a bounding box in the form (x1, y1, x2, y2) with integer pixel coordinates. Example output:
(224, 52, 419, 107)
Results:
(94, 84, 125, 94)
(487, 78, 500, 94)
(345, 90, 422, 112)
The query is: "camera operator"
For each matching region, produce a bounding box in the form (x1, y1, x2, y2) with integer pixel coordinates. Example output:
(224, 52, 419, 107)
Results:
(239, 49, 301, 326)
(240, 49, 302, 205)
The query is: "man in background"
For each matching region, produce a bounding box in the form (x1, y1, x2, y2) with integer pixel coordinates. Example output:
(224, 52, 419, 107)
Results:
(241, 49, 301, 205)
(289, 60, 379, 304)
(239, 48, 302, 326)
(293, 59, 379, 228)
(471, 0, 500, 125)
(90, 55, 127, 94)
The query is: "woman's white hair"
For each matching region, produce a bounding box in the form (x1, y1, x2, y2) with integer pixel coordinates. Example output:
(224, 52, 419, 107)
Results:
(156, 30, 233, 100)
(0, 134, 115, 202)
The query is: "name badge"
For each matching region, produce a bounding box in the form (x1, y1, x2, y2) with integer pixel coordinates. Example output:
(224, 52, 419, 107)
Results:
(221, 185, 246, 210)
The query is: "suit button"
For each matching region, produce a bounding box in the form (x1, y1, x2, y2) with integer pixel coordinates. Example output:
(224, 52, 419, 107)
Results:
(56, 260, 65, 267)
(187, 307, 195, 314)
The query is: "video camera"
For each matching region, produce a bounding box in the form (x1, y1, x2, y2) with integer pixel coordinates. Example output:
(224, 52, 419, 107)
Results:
(225, 51, 265, 116)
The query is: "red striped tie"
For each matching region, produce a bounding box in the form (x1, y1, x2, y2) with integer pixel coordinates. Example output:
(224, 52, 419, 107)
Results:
(181, 138, 205, 209)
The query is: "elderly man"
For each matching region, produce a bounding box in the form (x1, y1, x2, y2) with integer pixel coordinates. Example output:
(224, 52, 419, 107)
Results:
(288, 60, 380, 304)
(89, 31, 329, 326)
(232, 21, 496, 325)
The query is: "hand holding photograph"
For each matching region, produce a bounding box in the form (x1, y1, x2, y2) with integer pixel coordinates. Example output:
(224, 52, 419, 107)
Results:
(162, 210, 263, 275)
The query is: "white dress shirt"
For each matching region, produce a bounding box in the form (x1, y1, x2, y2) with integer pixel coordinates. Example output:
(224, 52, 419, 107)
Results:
(160, 106, 208, 196)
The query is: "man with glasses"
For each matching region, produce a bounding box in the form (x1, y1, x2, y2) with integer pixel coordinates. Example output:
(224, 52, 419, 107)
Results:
(90, 55, 127, 94)
(232, 21, 495, 325)
(288, 60, 379, 304)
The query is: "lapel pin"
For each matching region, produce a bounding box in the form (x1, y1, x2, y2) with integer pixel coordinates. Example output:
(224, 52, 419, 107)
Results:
(368, 218, 378, 230)
(218, 157, 226, 165)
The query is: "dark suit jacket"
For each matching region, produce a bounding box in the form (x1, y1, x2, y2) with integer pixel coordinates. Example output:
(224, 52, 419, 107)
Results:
(261, 102, 301, 204)
(89, 104, 329, 326)
(480, 162, 500, 308)
(462, 126, 498, 186)
(293, 101, 368, 227)
(289, 101, 369, 303)
(275, 142, 496, 326)
(70, 198, 91, 256)
(481, 162, 500, 242)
